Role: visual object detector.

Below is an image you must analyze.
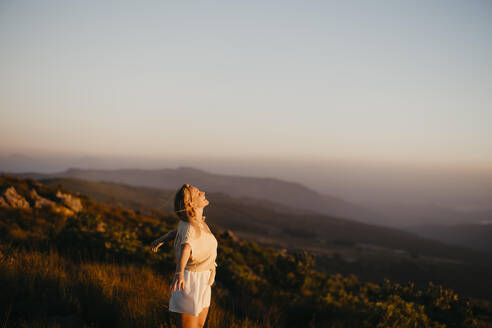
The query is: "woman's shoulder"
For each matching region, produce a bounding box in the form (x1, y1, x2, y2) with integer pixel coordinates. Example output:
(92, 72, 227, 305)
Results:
(177, 220, 192, 234)
(177, 220, 200, 239)
(177, 220, 189, 228)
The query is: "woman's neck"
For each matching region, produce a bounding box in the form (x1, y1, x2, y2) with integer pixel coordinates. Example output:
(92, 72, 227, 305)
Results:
(193, 207, 204, 221)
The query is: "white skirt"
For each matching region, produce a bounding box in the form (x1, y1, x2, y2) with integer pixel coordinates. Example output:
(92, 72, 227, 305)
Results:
(169, 269, 212, 317)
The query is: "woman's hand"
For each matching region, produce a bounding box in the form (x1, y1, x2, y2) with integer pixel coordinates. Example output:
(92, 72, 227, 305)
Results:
(208, 267, 216, 286)
(171, 243, 190, 291)
(170, 272, 185, 291)
(150, 240, 163, 253)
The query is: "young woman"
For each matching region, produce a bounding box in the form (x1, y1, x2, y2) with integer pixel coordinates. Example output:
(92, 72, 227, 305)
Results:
(151, 184, 218, 328)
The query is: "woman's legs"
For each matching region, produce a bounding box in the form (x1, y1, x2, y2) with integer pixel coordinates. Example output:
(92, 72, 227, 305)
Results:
(174, 312, 199, 328)
(197, 306, 209, 328)
(173, 307, 209, 328)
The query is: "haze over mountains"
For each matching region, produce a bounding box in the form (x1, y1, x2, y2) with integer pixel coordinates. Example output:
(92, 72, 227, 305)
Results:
(18, 166, 382, 224)
(4, 160, 490, 253)
(2, 152, 491, 229)
(32, 176, 489, 259)
(2, 151, 492, 254)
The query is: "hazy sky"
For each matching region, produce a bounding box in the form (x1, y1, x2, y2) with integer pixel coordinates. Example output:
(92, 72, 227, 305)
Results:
(1, 0, 491, 170)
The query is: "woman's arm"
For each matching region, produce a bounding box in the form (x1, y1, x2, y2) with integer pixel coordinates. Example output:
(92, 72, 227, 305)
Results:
(150, 229, 177, 252)
(170, 243, 192, 291)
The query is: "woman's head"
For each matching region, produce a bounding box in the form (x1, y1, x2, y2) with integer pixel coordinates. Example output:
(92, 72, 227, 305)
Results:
(174, 184, 209, 222)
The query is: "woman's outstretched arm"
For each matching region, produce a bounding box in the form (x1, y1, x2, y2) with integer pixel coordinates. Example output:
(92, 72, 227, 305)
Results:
(150, 229, 177, 252)
(170, 243, 191, 291)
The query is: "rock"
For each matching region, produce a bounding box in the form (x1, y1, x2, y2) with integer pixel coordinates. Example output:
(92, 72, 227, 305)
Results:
(55, 206, 75, 217)
(30, 189, 57, 209)
(3, 186, 30, 209)
(0, 196, 9, 208)
(29, 189, 75, 216)
(221, 229, 239, 242)
(56, 190, 83, 212)
(96, 221, 106, 232)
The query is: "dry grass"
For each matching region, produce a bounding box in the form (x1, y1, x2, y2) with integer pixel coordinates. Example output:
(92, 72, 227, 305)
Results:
(0, 248, 282, 328)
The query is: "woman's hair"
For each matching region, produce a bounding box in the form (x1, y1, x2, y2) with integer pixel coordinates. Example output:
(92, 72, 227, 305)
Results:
(174, 183, 195, 222)
(174, 183, 202, 238)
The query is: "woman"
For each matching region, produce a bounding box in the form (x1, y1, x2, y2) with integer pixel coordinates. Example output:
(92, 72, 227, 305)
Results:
(151, 184, 218, 328)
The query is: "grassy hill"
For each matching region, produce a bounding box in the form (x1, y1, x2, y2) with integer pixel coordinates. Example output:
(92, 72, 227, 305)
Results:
(1, 174, 491, 327)
(38, 177, 490, 261)
(16, 166, 381, 224)
(37, 177, 492, 300)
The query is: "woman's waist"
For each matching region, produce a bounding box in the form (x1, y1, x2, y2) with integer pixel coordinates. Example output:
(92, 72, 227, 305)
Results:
(185, 258, 217, 272)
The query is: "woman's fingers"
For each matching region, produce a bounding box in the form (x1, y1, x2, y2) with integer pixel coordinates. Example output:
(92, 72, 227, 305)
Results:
(169, 275, 187, 291)
(169, 277, 185, 291)
(170, 277, 177, 291)
(150, 241, 163, 253)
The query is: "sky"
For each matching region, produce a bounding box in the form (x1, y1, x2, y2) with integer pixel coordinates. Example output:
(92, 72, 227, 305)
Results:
(1, 0, 491, 171)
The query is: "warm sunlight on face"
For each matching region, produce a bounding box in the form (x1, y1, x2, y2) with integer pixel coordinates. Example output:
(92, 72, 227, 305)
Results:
(189, 186, 209, 209)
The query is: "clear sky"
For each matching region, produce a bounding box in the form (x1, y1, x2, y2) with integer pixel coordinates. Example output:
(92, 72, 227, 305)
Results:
(1, 0, 491, 170)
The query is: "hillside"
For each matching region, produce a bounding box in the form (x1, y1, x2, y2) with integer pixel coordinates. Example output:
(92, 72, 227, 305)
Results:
(35, 177, 492, 301)
(16, 167, 382, 224)
(1, 173, 491, 327)
(404, 223, 492, 253)
(37, 177, 490, 260)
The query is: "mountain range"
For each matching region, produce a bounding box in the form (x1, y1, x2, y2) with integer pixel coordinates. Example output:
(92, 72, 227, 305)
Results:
(12, 167, 492, 254)
(17, 166, 382, 223)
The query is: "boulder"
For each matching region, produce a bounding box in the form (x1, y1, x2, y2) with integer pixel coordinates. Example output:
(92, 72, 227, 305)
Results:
(56, 191, 83, 213)
(55, 206, 75, 217)
(0, 196, 9, 208)
(3, 186, 30, 209)
(30, 189, 57, 209)
(29, 189, 75, 216)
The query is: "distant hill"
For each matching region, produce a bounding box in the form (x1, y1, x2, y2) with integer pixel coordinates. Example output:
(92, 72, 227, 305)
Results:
(35, 177, 492, 264)
(13, 168, 492, 255)
(404, 223, 492, 253)
(372, 202, 492, 228)
(15, 167, 382, 224)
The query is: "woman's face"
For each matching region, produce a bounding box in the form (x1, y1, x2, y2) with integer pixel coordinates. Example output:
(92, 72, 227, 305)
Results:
(189, 185, 209, 209)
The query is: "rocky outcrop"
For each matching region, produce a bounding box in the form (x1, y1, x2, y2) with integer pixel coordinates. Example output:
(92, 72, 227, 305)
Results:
(2, 186, 30, 209)
(56, 191, 83, 213)
(30, 189, 57, 209)
(0, 196, 9, 208)
(28, 189, 74, 216)
(0, 185, 83, 217)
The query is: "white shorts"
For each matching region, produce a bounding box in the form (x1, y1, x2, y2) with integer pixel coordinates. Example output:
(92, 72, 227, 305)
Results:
(169, 269, 212, 317)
